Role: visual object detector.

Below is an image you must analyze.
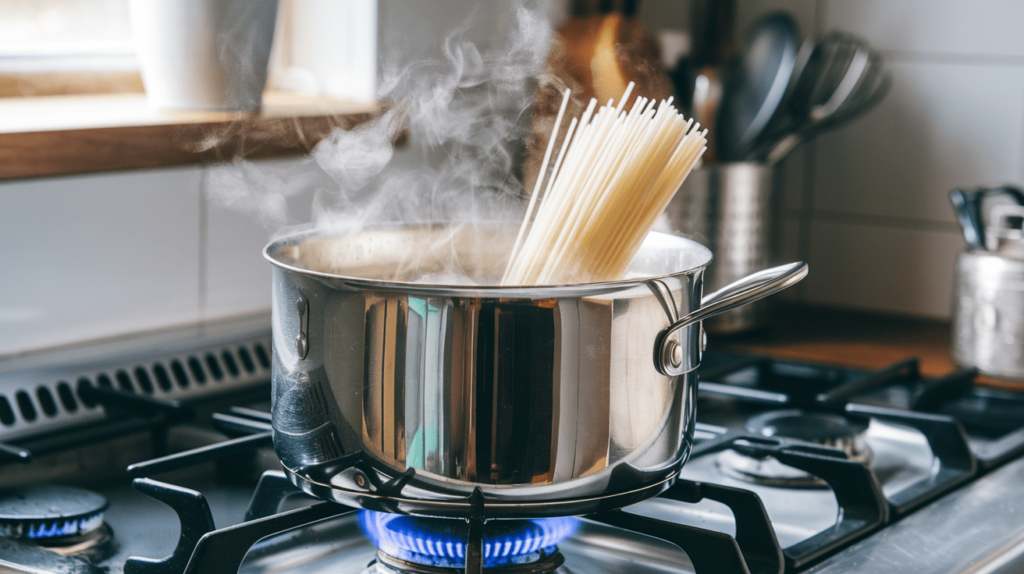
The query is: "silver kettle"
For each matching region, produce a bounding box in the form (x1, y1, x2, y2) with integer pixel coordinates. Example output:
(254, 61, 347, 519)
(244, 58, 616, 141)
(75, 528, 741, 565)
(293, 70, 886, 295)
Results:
(950, 186, 1024, 379)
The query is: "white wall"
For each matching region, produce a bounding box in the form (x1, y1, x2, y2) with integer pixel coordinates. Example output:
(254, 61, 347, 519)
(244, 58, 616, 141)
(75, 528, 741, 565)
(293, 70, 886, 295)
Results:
(800, 0, 1024, 318)
(0, 168, 203, 356)
(0, 161, 302, 358)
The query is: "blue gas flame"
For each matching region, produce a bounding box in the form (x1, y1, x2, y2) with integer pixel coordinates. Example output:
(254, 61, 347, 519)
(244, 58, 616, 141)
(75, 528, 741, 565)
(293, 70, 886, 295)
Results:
(23, 512, 104, 539)
(359, 511, 579, 568)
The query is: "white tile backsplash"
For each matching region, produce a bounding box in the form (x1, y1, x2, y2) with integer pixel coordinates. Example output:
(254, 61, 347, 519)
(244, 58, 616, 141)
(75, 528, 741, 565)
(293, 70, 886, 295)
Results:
(777, 214, 805, 302)
(813, 60, 1024, 225)
(0, 168, 202, 357)
(779, 215, 804, 264)
(825, 0, 1024, 57)
(637, 1, 688, 34)
(736, 0, 818, 43)
(806, 219, 962, 318)
(640, 0, 817, 42)
(203, 158, 326, 320)
(761, 0, 1024, 319)
(777, 143, 808, 214)
(204, 195, 273, 321)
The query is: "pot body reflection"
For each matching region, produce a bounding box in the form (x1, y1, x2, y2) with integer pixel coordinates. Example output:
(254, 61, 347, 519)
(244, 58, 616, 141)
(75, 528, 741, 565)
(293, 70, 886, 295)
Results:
(267, 225, 707, 504)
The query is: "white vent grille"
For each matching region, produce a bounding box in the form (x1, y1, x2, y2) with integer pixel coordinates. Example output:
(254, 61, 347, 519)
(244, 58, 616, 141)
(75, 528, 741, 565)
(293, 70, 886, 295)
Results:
(0, 332, 272, 442)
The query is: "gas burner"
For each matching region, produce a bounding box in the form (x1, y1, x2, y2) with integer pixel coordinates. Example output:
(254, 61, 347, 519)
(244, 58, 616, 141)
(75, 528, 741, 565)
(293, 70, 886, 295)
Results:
(371, 549, 565, 573)
(359, 511, 577, 572)
(718, 409, 874, 488)
(0, 486, 108, 543)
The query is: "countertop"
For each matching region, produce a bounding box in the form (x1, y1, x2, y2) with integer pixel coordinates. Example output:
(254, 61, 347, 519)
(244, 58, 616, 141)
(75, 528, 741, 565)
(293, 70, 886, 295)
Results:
(716, 304, 1021, 389)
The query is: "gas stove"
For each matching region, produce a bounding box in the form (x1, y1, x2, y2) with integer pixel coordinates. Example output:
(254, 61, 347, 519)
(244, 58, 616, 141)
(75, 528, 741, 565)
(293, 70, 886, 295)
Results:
(3, 316, 1024, 574)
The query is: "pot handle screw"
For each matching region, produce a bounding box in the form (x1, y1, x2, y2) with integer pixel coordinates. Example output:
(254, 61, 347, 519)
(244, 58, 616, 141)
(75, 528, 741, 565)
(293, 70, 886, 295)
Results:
(667, 340, 684, 368)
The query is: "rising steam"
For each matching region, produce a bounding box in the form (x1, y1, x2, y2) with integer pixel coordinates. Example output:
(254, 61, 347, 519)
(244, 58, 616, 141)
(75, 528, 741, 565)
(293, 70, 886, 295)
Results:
(207, 1, 555, 241)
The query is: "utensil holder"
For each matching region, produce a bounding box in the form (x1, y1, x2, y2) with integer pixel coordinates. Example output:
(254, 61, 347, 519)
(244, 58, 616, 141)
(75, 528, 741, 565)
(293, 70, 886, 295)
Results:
(656, 162, 777, 334)
(952, 249, 1024, 379)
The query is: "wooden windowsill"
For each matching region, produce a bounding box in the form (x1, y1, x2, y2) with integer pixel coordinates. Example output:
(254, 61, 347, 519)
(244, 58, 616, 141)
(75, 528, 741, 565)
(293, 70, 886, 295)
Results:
(0, 91, 384, 181)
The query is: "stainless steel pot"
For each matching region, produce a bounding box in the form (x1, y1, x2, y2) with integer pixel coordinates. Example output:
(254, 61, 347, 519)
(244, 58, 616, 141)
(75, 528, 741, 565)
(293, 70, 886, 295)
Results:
(264, 223, 806, 517)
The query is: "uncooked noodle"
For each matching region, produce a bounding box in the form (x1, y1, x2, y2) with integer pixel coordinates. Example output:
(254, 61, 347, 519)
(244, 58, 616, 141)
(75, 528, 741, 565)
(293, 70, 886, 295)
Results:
(502, 83, 707, 285)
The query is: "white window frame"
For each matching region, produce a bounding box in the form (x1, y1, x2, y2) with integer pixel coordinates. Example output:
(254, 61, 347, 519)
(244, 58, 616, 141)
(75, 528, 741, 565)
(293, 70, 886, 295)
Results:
(269, 0, 378, 103)
(1, 0, 378, 103)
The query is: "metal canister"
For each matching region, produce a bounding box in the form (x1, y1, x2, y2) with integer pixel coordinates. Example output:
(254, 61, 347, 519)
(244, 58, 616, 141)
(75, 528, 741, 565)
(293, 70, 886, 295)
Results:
(656, 162, 776, 333)
(951, 249, 1024, 379)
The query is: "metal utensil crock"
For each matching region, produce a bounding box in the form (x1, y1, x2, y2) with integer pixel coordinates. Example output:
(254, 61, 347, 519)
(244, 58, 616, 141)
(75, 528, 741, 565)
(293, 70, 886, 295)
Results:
(657, 162, 776, 334)
(952, 249, 1024, 380)
(265, 223, 806, 517)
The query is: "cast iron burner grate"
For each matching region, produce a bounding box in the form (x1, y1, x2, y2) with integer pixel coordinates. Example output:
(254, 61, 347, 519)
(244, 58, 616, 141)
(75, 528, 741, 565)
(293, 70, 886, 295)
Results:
(693, 351, 1017, 520)
(717, 409, 873, 488)
(118, 405, 789, 574)
(6, 348, 1021, 573)
(110, 348, 1019, 574)
(698, 350, 1024, 462)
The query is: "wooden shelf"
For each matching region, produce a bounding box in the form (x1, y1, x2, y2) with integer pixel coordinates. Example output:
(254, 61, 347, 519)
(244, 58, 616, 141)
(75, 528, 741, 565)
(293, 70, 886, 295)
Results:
(0, 91, 383, 180)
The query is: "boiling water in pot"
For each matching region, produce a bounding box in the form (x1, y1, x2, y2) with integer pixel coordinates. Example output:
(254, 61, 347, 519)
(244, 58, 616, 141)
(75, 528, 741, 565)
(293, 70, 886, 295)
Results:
(274, 224, 513, 285)
(270, 223, 714, 287)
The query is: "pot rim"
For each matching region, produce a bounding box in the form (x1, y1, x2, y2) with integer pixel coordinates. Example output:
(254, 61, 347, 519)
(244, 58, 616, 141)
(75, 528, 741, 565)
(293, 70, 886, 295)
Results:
(263, 222, 714, 297)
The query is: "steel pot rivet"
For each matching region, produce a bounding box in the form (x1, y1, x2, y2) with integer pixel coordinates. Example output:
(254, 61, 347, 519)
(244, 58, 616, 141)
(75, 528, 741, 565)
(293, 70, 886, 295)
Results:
(668, 340, 683, 368)
(353, 472, 369, 489)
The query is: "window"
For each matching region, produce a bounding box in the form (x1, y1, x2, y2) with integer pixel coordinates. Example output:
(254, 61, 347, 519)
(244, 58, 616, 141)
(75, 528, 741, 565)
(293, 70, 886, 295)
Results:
(0, 0, 135, 70)
(0, 0, 377, 101)
(270, 0, 377, 103)
(0, 0, 381, 179)
(0, 0, 136, 96)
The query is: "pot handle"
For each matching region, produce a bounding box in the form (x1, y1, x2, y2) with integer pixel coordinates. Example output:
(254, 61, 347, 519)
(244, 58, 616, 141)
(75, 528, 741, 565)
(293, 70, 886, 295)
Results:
(655, 262, 808, 376)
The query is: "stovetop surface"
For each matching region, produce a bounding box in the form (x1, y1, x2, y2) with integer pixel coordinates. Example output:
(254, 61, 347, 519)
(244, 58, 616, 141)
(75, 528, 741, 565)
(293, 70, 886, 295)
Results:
(675, 419, 932, 548)
(0, 474, 254, 574)
(6, 341, 1024, 574)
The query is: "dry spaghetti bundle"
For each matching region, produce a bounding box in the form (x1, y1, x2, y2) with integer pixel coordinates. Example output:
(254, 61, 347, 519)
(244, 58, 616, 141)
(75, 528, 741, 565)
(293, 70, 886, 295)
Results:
(502, 83, 708, 286)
